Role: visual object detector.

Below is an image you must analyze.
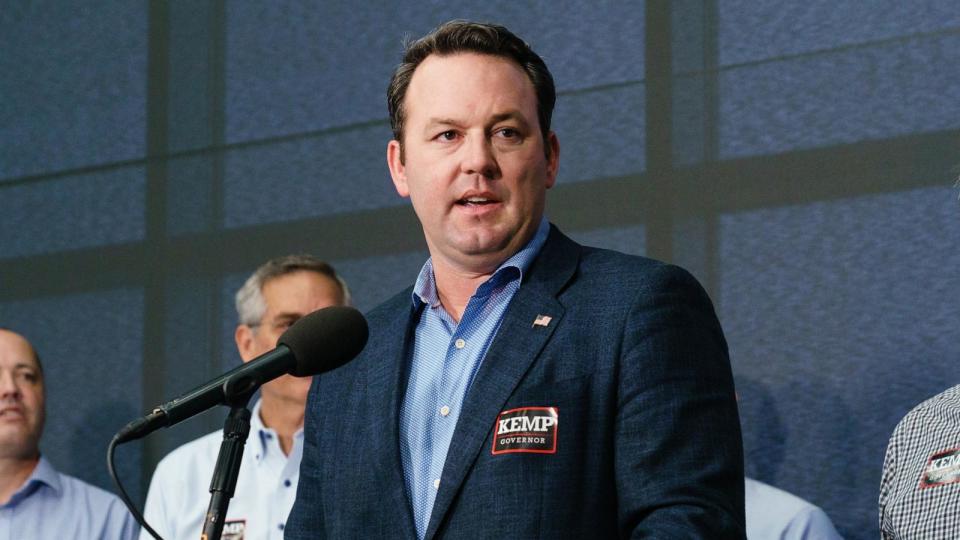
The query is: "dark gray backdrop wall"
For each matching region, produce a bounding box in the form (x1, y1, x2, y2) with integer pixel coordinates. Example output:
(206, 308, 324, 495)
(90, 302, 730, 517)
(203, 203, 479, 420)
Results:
(1, 2, 958, 538)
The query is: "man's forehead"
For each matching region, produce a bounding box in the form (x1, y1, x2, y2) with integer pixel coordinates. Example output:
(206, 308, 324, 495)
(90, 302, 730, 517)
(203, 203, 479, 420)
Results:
(425, 110, 529, 128)
(262, 270, 336, 294)
(406, 53, 536, 111)
(0, 330, 39, 369)
(261, 271, 340, 311)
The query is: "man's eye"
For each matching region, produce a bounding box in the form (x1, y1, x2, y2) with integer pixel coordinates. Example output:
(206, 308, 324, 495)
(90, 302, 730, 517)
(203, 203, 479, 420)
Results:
(495, 127, 522, 141)
(436, 130, 458, 141)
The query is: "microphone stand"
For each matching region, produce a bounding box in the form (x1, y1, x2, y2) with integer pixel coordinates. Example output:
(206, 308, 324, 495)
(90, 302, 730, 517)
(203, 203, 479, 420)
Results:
(201, 377, 258, 540)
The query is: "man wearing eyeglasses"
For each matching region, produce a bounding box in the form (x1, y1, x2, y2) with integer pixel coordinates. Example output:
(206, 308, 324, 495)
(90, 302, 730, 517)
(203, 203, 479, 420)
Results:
(141, 255, 351, 540)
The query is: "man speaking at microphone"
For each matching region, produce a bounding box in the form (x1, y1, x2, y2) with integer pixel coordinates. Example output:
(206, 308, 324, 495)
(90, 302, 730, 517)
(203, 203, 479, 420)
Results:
(286, 20, 744, 539)
(141, 255, 351, 540)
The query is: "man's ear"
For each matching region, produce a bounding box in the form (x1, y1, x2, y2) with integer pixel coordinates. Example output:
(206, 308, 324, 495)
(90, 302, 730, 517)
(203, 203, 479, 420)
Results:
(544, 131, 560, 189)
(387, 139, 410, 197)
(234, 324, 256, 364)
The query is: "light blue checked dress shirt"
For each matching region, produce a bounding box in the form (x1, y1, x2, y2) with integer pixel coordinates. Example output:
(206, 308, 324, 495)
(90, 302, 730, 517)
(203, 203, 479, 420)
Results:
(400, 218, 550, 539)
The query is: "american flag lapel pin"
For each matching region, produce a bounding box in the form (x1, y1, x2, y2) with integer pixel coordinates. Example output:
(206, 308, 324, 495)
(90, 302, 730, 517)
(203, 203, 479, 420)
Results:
(532, 314, 552, 328)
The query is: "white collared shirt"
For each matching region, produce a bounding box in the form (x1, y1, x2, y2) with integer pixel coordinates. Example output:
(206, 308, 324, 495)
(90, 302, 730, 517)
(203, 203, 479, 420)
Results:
(141, 400, 303, 540)
(745, 477, 841, 539)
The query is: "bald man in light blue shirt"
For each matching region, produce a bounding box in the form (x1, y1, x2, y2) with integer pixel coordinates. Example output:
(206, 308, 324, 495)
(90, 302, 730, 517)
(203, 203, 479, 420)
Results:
(0, 328, 137, 539)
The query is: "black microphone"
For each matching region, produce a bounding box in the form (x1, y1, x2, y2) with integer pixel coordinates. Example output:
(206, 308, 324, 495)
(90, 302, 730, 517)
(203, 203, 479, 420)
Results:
(114, 306, 368, 443)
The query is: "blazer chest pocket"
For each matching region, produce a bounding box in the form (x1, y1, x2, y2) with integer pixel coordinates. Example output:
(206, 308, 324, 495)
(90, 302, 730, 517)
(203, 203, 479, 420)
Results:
(483, 372, 601, 456)
(495, 369, 616, 458)
(509, 371, 596, 408)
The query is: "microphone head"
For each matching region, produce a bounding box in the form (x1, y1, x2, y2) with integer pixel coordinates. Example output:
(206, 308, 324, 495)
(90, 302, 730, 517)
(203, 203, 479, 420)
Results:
(277, 306, 369, 376)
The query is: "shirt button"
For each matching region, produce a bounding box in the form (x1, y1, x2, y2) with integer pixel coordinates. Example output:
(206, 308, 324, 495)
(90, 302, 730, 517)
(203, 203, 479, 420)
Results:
(433, 478, 440, 490)
(454, 338, 466, 349)
(284, 479, 292, 487)
(440, 405, 450, 417)
(278, 523, 285, 530)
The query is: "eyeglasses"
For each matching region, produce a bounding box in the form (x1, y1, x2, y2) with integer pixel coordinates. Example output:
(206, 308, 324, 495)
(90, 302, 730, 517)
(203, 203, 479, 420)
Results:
(246, 317, 298, 333)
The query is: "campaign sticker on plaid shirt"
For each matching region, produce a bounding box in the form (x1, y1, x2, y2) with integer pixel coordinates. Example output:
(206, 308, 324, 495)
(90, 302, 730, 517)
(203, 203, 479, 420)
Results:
(491, 406, 558, 455)
(919, 447, 960, 489)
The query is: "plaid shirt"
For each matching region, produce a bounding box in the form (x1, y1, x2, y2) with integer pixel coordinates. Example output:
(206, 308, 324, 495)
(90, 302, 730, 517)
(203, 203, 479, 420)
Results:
(880, 385, 960, 539)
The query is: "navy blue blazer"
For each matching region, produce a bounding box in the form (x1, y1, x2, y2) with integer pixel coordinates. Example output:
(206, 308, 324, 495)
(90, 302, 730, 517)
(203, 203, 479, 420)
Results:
(286, 226, 745, 539)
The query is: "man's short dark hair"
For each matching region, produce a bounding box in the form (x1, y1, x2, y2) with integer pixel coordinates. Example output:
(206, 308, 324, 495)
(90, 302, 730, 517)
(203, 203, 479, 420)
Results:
(387, 20, 556, 156)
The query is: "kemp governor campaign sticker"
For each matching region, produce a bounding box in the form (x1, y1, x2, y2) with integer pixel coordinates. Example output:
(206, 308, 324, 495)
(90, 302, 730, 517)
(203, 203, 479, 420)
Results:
(920, 447, 960, 489)
(492, 406, 558, 455)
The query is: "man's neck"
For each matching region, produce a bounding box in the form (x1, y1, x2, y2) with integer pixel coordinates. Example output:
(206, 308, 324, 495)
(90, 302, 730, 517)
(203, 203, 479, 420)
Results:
(431, 259, 497, 323)
(258, 399, 304, 456)
(0, 455, 39, 505)
(425, 218, 547, 322)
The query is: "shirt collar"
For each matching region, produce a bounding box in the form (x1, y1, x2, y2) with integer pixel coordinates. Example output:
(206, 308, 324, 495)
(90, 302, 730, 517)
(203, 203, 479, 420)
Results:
(251, 398, 267, 434)
(2, 456, 60, 508)
(25, 456, 59, 493)
(411, 217, 551, 308)
(251, 398, 303, 463)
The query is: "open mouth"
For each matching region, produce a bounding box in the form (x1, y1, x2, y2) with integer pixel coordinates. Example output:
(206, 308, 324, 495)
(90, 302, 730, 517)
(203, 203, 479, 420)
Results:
(455, 190, 502, 209)
(457, 196, 498, 207)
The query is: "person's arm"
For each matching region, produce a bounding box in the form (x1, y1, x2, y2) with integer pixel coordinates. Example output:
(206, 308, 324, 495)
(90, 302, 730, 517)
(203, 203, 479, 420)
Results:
(615, 264, 746, 538)
(878, 419, 903, 540)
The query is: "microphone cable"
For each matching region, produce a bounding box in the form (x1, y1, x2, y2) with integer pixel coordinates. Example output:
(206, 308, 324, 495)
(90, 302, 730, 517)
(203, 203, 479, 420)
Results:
(107, 434, 163, 540)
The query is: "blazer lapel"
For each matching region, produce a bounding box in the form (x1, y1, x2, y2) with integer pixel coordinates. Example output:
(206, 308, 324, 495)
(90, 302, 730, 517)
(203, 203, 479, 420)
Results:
(424, 227, 581, 539)
(367, 292, 421, 538)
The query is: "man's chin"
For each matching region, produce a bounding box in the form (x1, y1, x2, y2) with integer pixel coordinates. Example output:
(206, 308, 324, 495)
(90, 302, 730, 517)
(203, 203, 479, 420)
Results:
(0, 436, 40, 460)
(455, 231, 528, 259)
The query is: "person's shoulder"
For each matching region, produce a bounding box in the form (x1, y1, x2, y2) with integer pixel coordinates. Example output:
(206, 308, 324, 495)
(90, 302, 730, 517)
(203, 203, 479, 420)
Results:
(911, 384, 960, 415)
(745, 477, 840, 538)
(562, 227, 696, 283)
(745, 477, 820, 516)
(574, 244, 705, 297)
(894, 384, 960, 435)
(541, 225, 658, 277)
(578, 244, 662, 272)
(55, 469, 125, 508)
(52, 465, 138, 538)
(49, 469, 138, 539)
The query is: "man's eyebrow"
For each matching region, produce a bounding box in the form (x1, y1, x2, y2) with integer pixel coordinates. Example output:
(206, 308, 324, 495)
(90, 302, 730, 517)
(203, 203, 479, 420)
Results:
(488, 111, 527, 125)
(424, 118, 465, 130)
(424, 112, 532, 130)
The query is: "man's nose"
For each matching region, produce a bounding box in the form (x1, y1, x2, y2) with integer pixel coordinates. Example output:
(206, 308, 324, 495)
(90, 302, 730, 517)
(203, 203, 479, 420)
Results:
(460, 134, 500, 179)
(0, 371, 21, 398)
